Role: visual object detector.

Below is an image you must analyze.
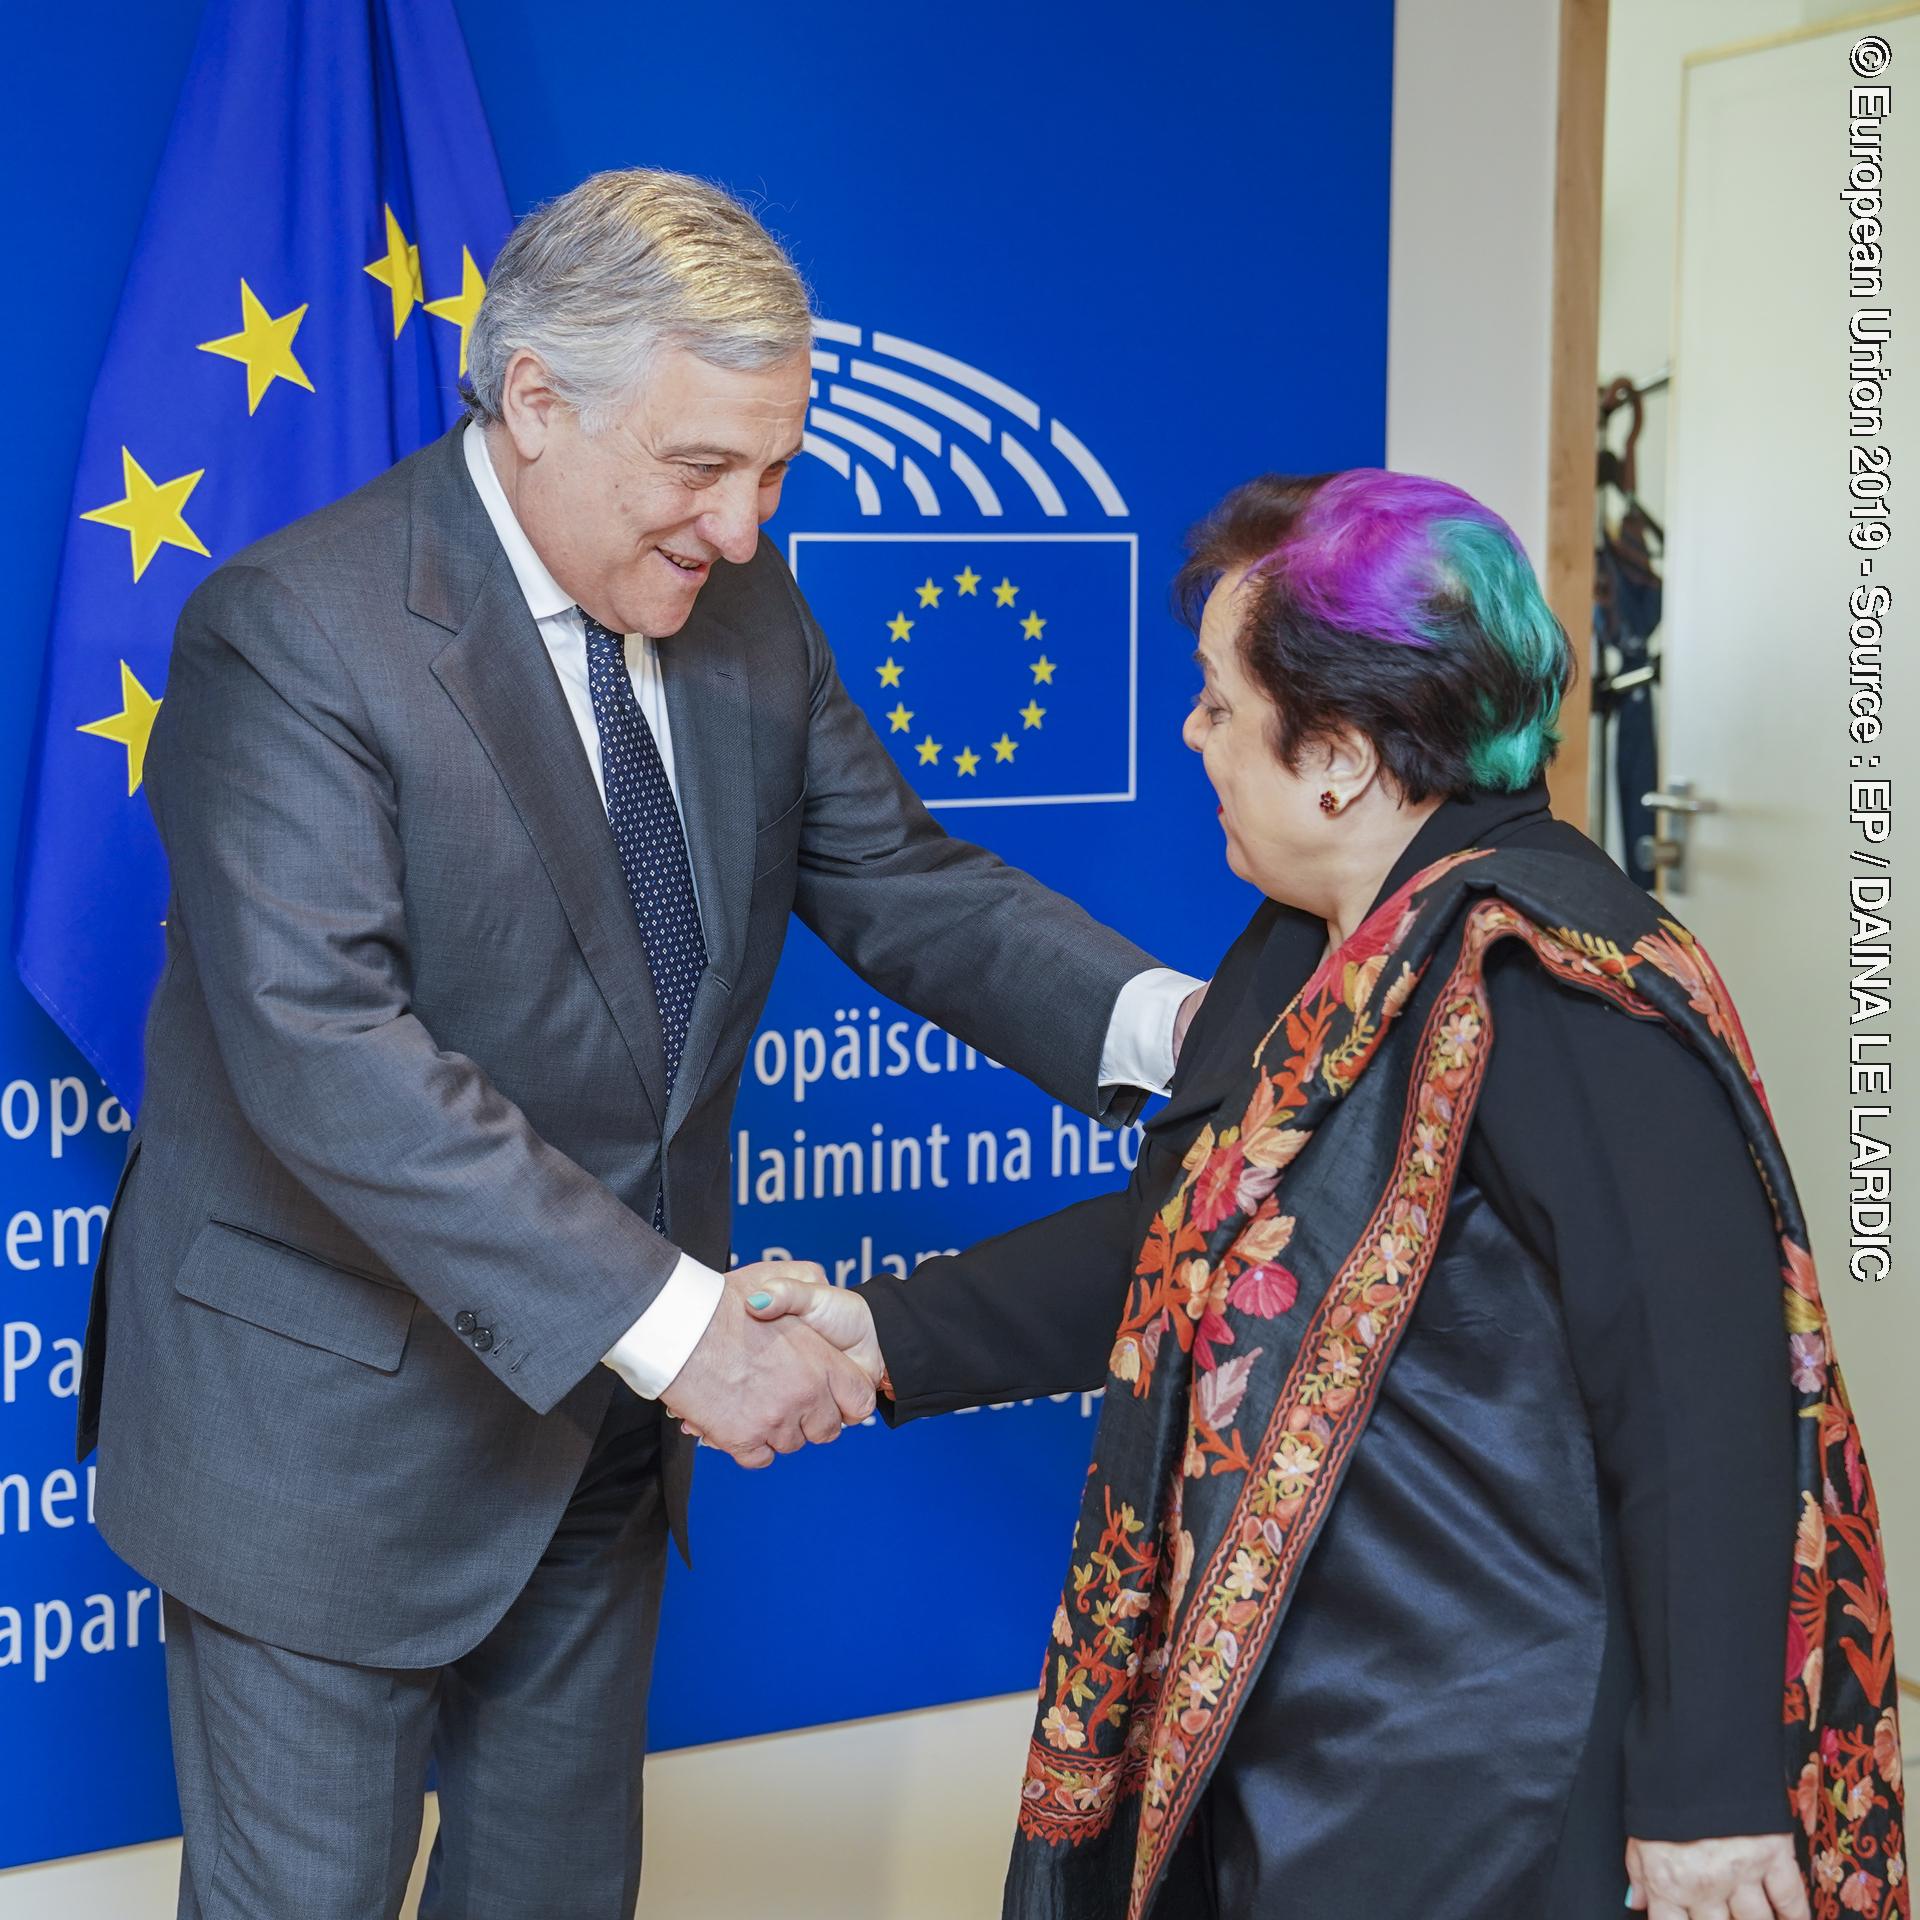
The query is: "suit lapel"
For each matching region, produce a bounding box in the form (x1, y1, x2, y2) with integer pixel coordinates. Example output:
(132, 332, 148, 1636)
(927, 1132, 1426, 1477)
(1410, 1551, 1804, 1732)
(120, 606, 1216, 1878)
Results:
(411, 431, 670, 1129)
(658, 604, 757, 1141)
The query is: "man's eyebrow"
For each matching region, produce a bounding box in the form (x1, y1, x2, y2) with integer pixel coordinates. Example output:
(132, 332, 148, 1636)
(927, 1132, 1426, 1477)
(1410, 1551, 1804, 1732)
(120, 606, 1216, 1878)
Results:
(658, 442, 806, 467)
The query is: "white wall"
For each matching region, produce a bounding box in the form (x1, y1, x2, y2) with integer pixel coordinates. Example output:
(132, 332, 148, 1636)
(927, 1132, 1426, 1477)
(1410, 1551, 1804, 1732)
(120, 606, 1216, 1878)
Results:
(1599, 0, 1872, 523)
(1385, 0, 1562, 562)
(1384, 0, 1873, 560)
(0, 8, 1577, 1914)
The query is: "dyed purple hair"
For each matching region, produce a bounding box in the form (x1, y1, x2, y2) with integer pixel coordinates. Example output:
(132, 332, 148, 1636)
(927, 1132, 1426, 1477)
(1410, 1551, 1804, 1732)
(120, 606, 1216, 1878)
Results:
(1175, 470, 1576, 799)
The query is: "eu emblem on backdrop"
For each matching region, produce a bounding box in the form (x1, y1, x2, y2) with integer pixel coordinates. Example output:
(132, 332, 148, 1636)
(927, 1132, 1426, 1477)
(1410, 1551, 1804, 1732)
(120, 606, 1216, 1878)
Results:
(13, 0, 510, 1109)
(791, 536, 1137, 806)
(786, 319, 1137, 808)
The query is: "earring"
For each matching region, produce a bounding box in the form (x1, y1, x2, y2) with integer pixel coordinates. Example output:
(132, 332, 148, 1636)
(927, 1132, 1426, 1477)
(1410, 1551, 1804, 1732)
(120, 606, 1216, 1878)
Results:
(1319, 790, 1341, 815)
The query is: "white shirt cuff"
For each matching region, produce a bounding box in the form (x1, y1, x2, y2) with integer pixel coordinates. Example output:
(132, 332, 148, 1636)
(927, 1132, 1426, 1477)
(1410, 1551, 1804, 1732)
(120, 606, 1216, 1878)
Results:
(601, 1251, 727, 1399)
(1099, 967, 1205, 1097)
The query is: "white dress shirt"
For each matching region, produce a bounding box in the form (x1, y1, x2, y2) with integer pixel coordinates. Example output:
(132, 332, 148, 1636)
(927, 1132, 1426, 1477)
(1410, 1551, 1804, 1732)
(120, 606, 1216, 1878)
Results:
(463, 423, 1199, 1403)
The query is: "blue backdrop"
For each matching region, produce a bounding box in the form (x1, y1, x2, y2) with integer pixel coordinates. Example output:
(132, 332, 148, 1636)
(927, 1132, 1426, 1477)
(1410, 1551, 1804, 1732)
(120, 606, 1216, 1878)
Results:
(0, 0, 1392, 1868)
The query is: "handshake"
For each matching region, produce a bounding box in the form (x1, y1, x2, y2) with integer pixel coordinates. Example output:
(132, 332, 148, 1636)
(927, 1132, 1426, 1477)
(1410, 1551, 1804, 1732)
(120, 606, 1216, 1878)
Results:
(662, 1262, 886, 1469)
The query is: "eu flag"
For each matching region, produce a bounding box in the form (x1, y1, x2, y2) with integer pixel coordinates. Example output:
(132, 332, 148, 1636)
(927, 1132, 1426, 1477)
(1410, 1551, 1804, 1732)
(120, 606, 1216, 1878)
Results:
(14, 0, 510, 1107)
(788, 533, 1138, 810)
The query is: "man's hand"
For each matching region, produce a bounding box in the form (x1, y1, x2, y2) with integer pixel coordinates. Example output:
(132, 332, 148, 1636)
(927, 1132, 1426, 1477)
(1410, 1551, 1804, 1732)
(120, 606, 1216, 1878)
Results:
(663, 1261, 879, 1470)
(1625, 1834, 1808, 1920)
(1172, 981, 1208, 1069)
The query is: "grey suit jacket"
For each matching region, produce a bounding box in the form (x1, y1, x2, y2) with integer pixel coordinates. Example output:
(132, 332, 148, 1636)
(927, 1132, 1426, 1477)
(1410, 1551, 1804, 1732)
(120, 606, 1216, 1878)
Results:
(78, 424, 1156, 1668)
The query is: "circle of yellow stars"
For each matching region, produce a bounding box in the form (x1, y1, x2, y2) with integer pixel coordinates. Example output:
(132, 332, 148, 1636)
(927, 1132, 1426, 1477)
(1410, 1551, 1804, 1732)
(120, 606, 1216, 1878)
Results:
(72, 205, 488, 794)
(877, 563, 1057, 778)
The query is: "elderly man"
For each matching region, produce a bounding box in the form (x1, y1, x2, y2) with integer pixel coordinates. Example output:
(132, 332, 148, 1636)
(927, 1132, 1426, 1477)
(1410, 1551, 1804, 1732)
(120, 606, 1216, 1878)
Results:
(79, 169, 1197, 1918)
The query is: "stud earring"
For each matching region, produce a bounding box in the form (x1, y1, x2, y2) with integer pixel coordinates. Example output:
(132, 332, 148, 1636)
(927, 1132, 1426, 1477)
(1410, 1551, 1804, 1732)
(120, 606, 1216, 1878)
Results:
(1319, 789, 1341, 815)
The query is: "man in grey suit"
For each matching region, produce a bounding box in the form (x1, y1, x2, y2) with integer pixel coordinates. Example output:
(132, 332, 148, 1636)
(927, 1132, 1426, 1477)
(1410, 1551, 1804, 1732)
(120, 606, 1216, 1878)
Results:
(78, 169, 1198, 1917)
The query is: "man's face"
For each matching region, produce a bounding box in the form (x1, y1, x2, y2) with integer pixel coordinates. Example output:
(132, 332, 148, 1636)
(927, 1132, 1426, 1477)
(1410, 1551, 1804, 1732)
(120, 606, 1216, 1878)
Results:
(497, 344, 811, 637)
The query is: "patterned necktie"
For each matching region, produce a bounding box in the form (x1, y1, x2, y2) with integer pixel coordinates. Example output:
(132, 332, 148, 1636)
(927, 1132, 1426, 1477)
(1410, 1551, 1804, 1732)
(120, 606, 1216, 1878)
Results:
(581, 615, 707, 1110)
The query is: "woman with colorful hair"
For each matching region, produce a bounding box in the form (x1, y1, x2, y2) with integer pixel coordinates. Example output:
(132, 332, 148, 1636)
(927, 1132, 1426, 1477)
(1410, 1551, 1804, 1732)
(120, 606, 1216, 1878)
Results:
(741, 472, 1903, 1919)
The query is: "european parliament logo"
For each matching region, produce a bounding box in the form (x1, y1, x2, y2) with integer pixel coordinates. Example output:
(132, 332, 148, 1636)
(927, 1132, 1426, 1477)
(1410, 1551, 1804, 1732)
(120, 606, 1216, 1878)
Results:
(788, 321, 1136, 808)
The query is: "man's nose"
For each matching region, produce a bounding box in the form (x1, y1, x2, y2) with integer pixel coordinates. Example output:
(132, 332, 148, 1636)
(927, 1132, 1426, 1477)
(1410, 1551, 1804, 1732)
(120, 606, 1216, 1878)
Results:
(698, 482, 763, 565)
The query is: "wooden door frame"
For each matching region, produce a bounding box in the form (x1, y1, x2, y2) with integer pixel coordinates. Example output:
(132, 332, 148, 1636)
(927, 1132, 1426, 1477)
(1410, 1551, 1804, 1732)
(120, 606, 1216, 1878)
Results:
(1544, 0, 1608, 830)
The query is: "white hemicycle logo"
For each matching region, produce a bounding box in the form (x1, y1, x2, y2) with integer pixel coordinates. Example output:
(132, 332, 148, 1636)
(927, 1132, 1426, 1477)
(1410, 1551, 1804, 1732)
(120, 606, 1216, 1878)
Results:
(801, 319, 1129, 520)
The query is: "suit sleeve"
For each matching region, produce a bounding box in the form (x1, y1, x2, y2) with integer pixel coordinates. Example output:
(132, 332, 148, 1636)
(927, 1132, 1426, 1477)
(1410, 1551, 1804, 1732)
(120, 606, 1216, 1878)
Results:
(1466, 948, 1797, 1841)
(779, 565, 1161, 1126)
(145, 564, 675, 1416)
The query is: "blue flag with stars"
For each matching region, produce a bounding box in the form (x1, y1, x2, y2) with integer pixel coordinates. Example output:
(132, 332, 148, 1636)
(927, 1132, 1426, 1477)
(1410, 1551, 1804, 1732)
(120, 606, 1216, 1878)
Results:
(14, 0, 510, 1107)
(788, 533, 1138, 810)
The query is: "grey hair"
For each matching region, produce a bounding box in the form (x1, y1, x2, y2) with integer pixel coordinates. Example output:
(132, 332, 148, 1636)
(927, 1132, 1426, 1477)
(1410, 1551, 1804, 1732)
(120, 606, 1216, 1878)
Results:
(464, 169, 813, 432)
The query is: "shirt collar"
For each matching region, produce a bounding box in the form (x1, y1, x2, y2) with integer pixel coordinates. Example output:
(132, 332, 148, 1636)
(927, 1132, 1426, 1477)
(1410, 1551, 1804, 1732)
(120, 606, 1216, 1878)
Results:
(462, 420, 577, 625)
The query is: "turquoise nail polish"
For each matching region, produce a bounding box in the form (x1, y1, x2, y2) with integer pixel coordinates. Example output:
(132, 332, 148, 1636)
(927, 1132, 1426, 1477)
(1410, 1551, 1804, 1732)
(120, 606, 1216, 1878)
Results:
(747, 1291, 772, 1309)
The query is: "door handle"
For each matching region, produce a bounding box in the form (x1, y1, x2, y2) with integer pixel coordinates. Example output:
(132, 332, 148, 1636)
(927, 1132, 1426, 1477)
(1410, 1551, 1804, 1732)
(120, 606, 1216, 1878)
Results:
(1638, 778, 1718, 894)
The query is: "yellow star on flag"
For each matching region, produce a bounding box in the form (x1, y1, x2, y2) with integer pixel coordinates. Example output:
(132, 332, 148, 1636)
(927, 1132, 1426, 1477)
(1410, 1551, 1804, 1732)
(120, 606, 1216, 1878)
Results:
(1021, 611, 1047, 641)
(992, 734, 1018, 763)
(876, 657, 905, 688)
(992, 577, 1019, 607)
(424, 247, 488, 375)
(1031, 655, 1057, 684)
(1020, 700, 1046, 730)
(77, 660, 164, 795)
(954, 746, 981, 777)
(364, 204, 425, 339)
(915, 735, 942, 766)
(954, 566, 981, 596)
(887, 612, 915, 643)
(886, 703, 914, 733)
(198, 280, 314, 414)
(915, 577, 943, 608)
(81, 448, 210, 582)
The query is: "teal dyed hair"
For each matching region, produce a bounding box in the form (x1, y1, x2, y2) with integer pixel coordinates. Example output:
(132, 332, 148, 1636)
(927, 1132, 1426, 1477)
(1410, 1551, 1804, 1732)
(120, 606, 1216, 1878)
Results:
(1421, 513, 1569, 789)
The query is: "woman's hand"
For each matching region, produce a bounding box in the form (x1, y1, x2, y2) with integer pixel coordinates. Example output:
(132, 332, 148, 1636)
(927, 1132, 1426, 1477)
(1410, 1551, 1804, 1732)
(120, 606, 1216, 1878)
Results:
(1173, 981, 1209, 1067)
(1625, 1834, 1808, 1920)
(677, 1275, 889, 1445)
(743, 1276, 887, 1389)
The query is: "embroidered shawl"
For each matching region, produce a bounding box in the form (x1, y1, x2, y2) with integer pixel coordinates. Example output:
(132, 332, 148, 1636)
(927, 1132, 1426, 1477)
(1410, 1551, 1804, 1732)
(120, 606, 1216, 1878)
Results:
(1009, 846, 1905, 1920)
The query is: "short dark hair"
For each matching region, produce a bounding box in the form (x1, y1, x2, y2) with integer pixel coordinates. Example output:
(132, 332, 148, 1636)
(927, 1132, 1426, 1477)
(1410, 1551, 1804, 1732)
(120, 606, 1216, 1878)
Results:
(1174, 470, 1577, 802)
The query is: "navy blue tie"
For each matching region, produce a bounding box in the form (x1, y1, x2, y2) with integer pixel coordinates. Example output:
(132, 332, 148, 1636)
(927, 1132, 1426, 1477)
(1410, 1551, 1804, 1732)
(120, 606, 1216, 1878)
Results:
(581, 615, 707, 1118)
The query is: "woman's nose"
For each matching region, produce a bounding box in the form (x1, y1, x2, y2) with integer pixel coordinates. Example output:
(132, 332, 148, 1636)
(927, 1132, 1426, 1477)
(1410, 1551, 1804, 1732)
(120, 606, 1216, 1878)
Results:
(1181, 706, 1206, 753)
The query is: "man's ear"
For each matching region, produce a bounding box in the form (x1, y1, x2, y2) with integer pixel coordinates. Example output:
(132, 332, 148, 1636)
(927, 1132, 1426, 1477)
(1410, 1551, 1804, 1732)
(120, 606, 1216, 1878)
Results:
(498, 349, 563, 461)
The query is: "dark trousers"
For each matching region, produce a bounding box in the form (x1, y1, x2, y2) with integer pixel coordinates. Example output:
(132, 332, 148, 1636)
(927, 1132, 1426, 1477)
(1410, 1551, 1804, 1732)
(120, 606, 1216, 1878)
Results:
(165, 1403, 669, 1920)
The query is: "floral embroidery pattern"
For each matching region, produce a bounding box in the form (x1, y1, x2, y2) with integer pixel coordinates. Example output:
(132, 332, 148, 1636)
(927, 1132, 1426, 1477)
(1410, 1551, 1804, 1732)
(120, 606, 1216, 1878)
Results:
(1012, 851, 1904, 1920)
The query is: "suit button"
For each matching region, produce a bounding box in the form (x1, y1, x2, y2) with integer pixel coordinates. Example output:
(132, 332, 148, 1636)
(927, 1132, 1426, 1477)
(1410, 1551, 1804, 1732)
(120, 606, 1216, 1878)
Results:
(455, 1311, 477, 1335)
(471, 1327, 494, 1353)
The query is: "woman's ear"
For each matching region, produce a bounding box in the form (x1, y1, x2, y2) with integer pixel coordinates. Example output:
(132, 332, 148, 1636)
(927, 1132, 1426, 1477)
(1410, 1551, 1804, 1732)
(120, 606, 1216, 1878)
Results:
(1318, 728, 1382, 811)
